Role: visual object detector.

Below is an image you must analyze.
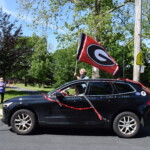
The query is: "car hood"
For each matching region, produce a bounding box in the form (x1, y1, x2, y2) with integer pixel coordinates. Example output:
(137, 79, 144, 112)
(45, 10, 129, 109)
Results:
(7, 94, 46, 102)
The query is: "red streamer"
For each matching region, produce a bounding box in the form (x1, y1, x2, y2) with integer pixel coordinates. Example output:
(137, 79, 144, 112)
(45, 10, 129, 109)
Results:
(42, 93, 92, 110)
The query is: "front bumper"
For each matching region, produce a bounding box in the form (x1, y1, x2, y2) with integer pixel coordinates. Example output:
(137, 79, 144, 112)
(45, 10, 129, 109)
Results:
(1, 103, 13, 126)
(1, 108, 9, 125)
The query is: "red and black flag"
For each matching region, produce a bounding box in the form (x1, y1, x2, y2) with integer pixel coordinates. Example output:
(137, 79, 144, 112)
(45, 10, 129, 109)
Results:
(77, 33, 119, 75)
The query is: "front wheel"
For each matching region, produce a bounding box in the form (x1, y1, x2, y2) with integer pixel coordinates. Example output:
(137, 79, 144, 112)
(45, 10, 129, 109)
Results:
(113, 112, 140, 138)
(10, 109, 36, 135)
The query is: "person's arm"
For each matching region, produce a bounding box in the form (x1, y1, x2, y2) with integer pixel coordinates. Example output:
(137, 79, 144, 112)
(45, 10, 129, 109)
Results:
(4, 82, 6, 87)
(74, 73, 80, 79)
(1, 83, 6, 87)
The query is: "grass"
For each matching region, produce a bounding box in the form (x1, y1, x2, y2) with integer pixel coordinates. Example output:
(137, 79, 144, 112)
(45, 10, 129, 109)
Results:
(5, 89, 28, 100)
(15, 83, 54, 92)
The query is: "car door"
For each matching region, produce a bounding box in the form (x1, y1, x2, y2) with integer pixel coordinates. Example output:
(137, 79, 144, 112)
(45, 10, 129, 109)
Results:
(86, 81, 118, 123)
(55, 82, 101, 125)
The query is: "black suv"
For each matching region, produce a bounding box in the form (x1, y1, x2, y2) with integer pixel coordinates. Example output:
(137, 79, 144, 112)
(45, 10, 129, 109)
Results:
(2, 78, 150, 138)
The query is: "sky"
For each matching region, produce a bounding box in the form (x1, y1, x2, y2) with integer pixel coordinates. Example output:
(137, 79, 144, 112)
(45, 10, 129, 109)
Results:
(0, 0, 58, 52)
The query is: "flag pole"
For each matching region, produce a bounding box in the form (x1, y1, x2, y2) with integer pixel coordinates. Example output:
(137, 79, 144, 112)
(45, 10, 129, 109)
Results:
(75, 60, 78, 74)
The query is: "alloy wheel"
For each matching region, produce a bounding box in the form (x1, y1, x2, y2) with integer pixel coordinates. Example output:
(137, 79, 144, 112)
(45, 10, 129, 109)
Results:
(118, 116, 137, 135)
(14, 113, 32, 132)
(11, 109, 36, 135)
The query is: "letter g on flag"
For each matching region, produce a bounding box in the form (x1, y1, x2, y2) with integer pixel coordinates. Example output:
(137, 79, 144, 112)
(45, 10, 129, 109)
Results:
(87, 44, 115, 66)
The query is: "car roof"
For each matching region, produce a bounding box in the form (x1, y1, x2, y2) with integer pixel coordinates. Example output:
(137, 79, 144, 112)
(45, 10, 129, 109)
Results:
(67, 78, 128, 85)
(49, 78, 147, 95)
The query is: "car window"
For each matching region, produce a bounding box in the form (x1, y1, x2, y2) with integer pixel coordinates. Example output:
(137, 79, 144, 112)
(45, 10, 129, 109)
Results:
(114, 83, 135, 93)
(88, 82, 114, 95)
(61, 83, 87, 96)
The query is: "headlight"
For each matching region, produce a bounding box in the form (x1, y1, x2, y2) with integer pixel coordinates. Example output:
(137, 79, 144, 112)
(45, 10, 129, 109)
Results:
(3, 102, 13, 107)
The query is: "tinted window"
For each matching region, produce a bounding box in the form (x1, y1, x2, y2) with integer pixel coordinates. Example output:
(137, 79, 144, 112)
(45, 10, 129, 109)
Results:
(88, 82, 114, 95)
(59, 83, 87, 96)
(114, 83, 134, 93)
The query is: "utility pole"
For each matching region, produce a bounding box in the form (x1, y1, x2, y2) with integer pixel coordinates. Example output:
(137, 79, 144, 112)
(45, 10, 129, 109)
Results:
(133, 0, 142, 81)
(92, 35, 100, 79)
(92, 1, 100, 79)
(92, 67, 100, 78)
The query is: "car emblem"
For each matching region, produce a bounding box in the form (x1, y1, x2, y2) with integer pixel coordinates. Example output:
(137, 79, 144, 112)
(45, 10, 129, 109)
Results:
(141, 91, 146, 96)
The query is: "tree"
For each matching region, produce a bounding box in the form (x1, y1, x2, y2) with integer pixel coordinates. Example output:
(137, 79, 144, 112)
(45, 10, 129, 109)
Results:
(142, 0, 150, 42)
(18, 0, 134, 77)
(28, 34, 53, 87)
(0, 9, 33, 79)
(17, 0, 150, 83)
(12, 36, 35, 86)
(52, 45, 76, 87)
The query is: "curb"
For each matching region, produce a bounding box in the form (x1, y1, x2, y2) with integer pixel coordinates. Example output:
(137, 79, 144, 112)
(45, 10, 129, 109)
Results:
(0, 109, 2, 116)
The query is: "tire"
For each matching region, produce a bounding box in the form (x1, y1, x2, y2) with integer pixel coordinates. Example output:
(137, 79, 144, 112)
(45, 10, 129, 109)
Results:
(113, 112, 140, 138)
(10, 109, 36, 135)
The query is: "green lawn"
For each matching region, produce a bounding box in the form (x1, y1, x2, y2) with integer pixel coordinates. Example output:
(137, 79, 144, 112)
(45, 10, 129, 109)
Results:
(5, 89, 27, 100)
(15, 83, 54, 92)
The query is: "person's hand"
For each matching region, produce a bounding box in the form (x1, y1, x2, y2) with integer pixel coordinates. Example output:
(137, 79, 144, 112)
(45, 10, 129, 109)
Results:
(74, 72, 77, 76)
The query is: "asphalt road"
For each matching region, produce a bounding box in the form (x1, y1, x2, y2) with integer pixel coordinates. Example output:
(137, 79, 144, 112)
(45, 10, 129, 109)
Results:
(0, 120, 150, 150)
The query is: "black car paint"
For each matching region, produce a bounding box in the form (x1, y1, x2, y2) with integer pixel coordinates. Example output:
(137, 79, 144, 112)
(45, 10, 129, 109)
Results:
(2, 79, 150, 129)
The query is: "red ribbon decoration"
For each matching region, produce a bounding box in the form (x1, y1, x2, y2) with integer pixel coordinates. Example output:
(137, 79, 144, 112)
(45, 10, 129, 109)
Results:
(42, 93, 104, 120)
(42, 93, 92, 110)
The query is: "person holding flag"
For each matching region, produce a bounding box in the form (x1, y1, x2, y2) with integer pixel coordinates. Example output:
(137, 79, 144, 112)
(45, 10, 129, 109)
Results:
(74, 68, 89, 79)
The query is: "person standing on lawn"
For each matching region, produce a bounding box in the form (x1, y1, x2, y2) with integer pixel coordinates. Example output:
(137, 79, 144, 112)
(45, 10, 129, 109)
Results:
(0, 77, 6, 103)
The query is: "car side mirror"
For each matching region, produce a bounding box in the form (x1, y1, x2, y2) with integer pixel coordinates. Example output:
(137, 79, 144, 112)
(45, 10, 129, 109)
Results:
(56, 92, 64, 100)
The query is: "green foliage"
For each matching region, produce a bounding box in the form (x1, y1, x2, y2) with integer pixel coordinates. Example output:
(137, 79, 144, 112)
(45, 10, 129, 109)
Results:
(4, 0, 150, 86)
(28, 34, 54, 87)
(52, 45, 76, 87)
(0, 9, 33, 79)
(141, 65, 150, 87)
(142, 0, 150, 46)
(12, 36, 35, 79)
(4, 89, 27, 101)
(18, 0, 134, 46)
